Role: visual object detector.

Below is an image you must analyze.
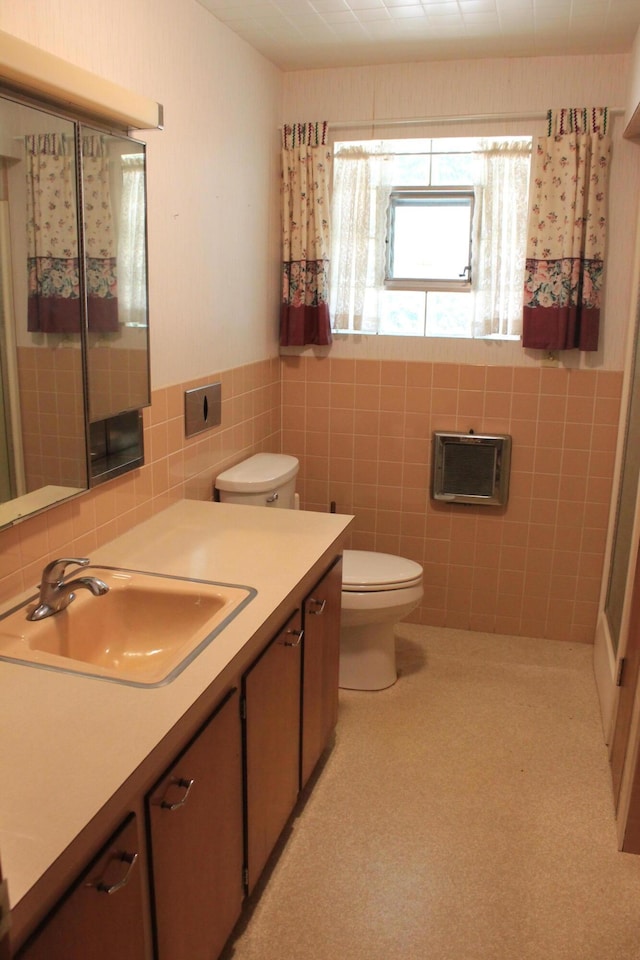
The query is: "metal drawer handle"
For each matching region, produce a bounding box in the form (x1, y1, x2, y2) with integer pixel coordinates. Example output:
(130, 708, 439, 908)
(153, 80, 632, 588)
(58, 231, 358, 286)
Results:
(284, 628, 304, 647)
(160, 777, 195, 811)
(308, 598, 326, 616)
(90, 851, 138, 895)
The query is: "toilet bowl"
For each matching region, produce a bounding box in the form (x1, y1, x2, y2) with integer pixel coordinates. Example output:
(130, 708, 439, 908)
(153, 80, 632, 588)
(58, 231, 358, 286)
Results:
(340, 549, 423, 691)
(215, 454, 424, 692)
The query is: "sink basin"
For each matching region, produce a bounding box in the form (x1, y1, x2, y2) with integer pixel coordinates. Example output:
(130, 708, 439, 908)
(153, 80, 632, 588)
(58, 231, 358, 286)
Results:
(0, 567, 256, 686)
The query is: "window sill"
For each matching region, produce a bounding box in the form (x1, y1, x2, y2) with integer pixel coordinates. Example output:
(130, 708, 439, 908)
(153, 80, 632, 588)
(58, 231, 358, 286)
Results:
(331, 329, 521, 342)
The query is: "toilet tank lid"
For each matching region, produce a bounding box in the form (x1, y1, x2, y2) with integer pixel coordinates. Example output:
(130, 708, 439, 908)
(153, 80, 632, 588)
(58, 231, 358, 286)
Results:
(215, 453, 299, 493)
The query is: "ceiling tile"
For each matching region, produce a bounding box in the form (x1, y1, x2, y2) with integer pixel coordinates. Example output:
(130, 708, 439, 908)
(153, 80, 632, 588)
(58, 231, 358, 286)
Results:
(196, 0, 640, 69)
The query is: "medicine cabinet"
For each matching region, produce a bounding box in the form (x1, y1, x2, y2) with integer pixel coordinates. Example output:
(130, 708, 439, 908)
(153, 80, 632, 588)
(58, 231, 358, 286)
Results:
(0, 88, 151, 528)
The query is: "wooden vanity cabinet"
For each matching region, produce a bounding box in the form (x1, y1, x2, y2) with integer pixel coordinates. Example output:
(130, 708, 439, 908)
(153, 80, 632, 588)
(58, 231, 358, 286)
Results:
(242, 608, 303, 895)
(301, 558, 342, 789)
(15, 814, 146, 960)
(10, 551, 346, 960)
(146, 688, 244, 960)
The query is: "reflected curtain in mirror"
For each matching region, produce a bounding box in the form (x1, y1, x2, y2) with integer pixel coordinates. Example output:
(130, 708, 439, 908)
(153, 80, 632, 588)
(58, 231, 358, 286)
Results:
(82, 134, 118, 332)
(25, 133, 81, 333)
(522, 107, 611, 352)
(118, 152, 147, 328)
(280, 121, 332, 347)
(84, 130, 150, 426)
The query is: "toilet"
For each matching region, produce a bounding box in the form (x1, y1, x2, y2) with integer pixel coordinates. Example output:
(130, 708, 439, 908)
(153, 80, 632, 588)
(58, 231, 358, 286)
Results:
(340, 549, 423, 690)
(215, 453, 424, 691)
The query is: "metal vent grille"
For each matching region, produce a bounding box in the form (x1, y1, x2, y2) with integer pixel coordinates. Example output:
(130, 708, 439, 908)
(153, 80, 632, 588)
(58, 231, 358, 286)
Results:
(432, 432, 511, 506)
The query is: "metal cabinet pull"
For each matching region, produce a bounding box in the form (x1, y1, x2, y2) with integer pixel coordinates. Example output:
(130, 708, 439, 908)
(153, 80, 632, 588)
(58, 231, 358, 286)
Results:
(284, 628, 304, 647)
(308, 598, 326, 616)
(159, 777, 195, 811)
(89, 851, 138, 895)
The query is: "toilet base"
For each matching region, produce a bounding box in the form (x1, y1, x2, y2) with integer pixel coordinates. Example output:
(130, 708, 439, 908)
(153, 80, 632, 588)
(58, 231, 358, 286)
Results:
(339, 622, 397, 691)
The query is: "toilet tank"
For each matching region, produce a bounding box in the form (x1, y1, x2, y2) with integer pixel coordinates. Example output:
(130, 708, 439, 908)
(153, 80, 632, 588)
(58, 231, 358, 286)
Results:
(215, 453, 299, 509)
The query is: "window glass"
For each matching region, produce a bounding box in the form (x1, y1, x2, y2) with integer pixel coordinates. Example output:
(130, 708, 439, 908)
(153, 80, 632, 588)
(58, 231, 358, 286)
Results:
(387, 189, 473, 286)
(425, 291, 474, 338)
(374, 289, 426, 336)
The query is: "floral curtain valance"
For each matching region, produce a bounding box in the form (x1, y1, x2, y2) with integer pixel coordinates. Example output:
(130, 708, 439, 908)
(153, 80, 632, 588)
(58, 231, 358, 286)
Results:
(280, 121, 332, 347)
(522, 107, 611, 352)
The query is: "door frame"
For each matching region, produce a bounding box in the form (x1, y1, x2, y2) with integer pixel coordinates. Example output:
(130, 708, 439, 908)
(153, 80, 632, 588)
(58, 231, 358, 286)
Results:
(594, 199, 640, 743)
(594, 200, 640, 847)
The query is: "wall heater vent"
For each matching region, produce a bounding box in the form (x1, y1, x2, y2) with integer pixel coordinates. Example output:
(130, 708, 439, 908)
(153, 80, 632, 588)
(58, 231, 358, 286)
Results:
(432, 431, 511, 507)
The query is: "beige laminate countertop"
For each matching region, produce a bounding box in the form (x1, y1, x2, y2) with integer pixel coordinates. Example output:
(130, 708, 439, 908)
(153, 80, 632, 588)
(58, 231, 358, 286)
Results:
(0, 499, 352, 913)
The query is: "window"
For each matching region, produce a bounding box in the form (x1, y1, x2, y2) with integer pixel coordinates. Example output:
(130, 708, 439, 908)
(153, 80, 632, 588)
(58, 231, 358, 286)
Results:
(329, 137, 531, 339)
(386, 187, 474, 290)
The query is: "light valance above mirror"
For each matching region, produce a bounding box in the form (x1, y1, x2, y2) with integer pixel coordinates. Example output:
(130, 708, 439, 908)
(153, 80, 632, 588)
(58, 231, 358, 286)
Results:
(0, 29, 163, 130)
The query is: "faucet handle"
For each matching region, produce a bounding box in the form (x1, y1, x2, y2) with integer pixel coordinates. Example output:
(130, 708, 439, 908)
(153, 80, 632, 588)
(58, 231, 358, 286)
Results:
(41, 557, 90, 584)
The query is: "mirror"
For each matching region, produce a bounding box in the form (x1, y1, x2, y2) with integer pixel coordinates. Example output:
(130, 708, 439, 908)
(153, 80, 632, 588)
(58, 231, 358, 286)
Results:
(82, 125, 150, 421)
(0, 92, 150, 527)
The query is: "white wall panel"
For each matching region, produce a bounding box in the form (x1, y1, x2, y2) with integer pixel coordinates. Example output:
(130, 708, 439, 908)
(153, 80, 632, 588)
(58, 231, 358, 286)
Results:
(2, 0, 283, 389)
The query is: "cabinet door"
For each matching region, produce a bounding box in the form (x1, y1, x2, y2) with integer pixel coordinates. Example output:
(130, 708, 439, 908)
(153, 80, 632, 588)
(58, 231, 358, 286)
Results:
(243, 610, 302, 894)
(17, 815, 146, 960)
(301, 559, 342, 788)
(147, 688, 244, 960)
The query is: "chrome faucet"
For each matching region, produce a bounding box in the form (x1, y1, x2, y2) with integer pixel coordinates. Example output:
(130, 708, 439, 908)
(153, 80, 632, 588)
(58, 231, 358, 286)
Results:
(28, 558, 109, 621)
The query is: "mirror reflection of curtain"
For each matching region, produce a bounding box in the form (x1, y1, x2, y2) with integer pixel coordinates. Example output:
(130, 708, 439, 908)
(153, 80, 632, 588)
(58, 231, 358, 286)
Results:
(118, 153, 147, 327)
(25, 133, 82, 333)
(82, 135, 119, 332)
(26, 133, 119, 333)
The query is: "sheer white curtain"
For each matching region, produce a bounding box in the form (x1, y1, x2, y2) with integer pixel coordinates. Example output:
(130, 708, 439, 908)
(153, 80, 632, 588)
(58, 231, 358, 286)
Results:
(118, 153, 147, 327)
(472, 139, 531, 338)
(330, 146, 372, 331)
(330, 144, 396, 333)
(330, 138, 531, 338)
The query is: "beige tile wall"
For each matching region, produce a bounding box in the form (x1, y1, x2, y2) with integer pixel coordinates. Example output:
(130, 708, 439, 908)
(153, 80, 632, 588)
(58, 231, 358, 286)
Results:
(88, 345, 150, 422)
(0, 351, 623, 645)
(281, 356, 622, 643)
(18, 345, 86, 491)
(0, 358, 281, 606)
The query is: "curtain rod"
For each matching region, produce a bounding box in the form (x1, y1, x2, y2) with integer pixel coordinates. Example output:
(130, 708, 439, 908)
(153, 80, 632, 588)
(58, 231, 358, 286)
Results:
(324, 108, 625, 130)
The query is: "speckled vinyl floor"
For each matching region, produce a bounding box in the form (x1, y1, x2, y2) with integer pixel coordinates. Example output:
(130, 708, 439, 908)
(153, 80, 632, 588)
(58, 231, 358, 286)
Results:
(222, 626, 640, 960)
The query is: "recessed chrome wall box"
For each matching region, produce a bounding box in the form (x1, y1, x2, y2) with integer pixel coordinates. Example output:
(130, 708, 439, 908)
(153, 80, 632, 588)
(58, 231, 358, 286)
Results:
(432, 431, 511, 507)
(185, 382, 222, 438)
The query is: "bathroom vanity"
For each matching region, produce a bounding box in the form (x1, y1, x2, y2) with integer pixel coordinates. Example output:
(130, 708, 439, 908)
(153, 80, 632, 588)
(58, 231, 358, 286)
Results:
(0, 499, 351, 958)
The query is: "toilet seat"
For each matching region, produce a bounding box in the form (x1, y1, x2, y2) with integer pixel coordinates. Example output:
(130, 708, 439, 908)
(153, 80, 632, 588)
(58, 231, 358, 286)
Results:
(342, 550, 423, 593)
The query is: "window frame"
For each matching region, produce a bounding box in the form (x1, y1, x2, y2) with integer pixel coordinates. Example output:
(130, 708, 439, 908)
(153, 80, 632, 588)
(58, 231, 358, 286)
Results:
(384, 185, 475, 293)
